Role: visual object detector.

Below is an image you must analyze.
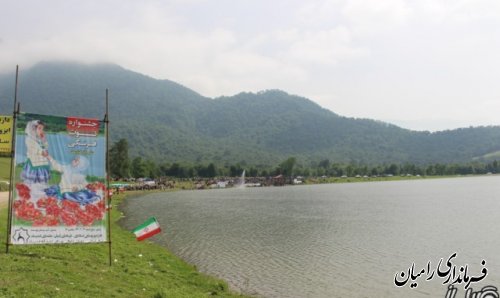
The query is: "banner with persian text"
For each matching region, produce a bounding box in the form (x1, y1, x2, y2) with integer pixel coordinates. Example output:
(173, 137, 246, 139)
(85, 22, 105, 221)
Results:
(11, 113, 107, 244)
(0, 115, 13, 153)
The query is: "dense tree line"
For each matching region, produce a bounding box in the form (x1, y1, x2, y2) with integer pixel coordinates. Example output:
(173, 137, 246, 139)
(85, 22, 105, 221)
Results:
(109, 139, 500, 179)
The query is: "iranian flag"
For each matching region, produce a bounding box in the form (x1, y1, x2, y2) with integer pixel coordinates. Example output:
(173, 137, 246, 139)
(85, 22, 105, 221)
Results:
(133, 217, 161, 241)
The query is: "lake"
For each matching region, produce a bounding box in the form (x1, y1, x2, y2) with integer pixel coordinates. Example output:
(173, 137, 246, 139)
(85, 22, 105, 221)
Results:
(120, 176, 500, 297)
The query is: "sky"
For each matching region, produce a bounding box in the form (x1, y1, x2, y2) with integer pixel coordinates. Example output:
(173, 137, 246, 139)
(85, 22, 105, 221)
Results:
(1, 0, 500, 131)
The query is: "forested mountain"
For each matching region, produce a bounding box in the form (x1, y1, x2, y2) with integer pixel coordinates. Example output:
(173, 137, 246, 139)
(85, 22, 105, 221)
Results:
(1, 61, 499, 166)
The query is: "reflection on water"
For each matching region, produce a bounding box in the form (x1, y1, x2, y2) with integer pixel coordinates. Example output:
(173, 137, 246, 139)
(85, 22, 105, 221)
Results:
(121, 176, 500, 298)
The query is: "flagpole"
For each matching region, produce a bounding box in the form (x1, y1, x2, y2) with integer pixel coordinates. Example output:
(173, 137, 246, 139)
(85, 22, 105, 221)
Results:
(6, 65, 19, 253)
(105, 88, 112, 266)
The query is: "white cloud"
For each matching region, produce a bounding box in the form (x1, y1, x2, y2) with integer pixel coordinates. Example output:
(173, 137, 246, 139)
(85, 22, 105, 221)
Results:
(285, 27, 369, 65)
(341, 0, 412, 28)
(1, 0, 500, 130)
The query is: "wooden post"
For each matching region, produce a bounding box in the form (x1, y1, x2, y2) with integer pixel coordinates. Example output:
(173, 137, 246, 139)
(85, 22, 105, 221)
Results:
(6, 66, 19, 253)
(105, 89, 112, 265)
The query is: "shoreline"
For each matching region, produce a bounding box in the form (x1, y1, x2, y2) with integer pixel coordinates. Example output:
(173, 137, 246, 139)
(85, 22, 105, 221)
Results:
(115, 174, 500, 292)
(0, 173, 495, 296)
(0, 190, 247, 297)
(116, 189, 255, 297)
(115, 174, 500, 298)
(115, 190, 254, 297)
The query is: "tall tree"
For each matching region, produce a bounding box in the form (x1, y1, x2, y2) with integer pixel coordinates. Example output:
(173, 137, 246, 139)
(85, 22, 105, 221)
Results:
(110, 138, 130, 178)
(145, 159, 160, 178)
(206, 163, 217, 178)
(319, 159, 330, 169)
(279, 157, 297, 176)
(131, 156, 146, 178)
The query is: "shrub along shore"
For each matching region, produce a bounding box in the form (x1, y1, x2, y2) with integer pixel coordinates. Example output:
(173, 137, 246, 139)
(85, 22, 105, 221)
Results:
(0, 190, 247, 298)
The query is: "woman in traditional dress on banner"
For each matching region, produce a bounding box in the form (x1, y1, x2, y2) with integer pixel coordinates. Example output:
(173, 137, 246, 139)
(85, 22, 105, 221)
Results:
(21, 120, 51, 185)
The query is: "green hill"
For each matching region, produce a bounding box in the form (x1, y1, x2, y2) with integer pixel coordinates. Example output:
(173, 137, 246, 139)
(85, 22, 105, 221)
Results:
(1, 62, 500, 166)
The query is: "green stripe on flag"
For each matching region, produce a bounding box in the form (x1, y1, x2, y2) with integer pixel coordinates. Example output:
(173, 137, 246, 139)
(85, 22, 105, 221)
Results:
(133, 217, 158, 233)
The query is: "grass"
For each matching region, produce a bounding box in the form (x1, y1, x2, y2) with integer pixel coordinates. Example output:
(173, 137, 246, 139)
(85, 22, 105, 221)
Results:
(0, 157, 11, 191)
(0, 157, 10, 180)
(305, 174, 465, 185)
(0, 191, 247, 298)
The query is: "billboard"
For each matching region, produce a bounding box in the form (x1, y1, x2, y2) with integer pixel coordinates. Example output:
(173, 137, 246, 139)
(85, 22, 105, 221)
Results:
(10, 113, 107, 244)
(0, 115, 12, 153)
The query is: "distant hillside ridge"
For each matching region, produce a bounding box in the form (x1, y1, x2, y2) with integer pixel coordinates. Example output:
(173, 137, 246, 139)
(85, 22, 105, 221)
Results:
(1, 61, 500, 165)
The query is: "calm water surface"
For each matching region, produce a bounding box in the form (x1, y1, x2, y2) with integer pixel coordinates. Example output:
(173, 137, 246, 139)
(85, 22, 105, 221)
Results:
(121, 176, 500, 297)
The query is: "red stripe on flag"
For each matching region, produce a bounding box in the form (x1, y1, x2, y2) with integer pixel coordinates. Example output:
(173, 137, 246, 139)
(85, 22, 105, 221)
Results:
(136, 227, 161, 241)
